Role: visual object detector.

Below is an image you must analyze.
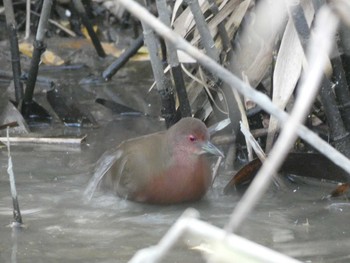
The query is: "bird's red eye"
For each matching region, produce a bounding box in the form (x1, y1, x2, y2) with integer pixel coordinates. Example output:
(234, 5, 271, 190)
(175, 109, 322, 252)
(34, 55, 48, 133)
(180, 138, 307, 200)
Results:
(189, 135, 197, 142)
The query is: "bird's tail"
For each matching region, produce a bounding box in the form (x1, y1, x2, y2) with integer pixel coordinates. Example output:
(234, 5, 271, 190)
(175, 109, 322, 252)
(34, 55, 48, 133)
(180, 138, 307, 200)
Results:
(83, 149, 122, 201)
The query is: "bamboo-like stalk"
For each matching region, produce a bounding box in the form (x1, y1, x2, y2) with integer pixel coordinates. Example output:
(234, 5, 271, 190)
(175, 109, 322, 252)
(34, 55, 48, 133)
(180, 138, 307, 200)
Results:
(141, 20, 176, 126)
(25, 0, 31, 39)
(156, 0, 191, 118)
(4, 0, 24, 104)
(185, 0, 219, 62)
(184, 0, 234, 124)
(23, 0, 53, 104)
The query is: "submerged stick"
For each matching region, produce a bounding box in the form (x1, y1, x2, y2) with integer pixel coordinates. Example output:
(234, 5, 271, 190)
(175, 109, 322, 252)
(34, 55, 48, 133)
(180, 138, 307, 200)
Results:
(6, 127, 23, 226)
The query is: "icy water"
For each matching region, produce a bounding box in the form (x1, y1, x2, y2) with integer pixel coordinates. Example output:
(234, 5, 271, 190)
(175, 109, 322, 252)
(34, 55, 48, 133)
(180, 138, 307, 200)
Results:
(1, 62, 350, 262)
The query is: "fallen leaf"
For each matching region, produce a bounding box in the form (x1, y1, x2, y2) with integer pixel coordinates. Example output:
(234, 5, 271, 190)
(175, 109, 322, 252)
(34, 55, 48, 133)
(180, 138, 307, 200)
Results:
(19, 42, 65, 65)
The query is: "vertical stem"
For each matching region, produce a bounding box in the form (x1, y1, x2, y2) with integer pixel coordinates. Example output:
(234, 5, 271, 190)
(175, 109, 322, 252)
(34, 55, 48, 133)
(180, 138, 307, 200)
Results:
(8, 25, 24, 104)
(207, 0, 231, 54)
(23, 40, 46, 103)
(156, 0, 191, 118)
(185, 0, 219, 62)
(141, 21, 176, 126)
(25, 0, 31, 39)
(35, 0, 52, 42)
(23, 0, 52, 103)
(287, 0, 350, 157)
(185, 0, 228, 122)
(4, 0, 24, 104)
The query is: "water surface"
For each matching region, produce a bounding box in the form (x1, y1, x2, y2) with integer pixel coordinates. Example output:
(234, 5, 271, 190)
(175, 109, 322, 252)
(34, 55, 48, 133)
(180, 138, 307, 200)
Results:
(0, 62, 349, 263)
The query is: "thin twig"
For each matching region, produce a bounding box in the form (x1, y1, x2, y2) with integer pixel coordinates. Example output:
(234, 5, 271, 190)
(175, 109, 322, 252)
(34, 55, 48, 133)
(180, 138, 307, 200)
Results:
(31, 10, 77, 37)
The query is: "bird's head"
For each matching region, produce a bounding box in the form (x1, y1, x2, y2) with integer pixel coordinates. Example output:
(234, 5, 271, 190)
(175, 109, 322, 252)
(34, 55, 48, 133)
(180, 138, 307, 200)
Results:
(167, 117, 224, 157)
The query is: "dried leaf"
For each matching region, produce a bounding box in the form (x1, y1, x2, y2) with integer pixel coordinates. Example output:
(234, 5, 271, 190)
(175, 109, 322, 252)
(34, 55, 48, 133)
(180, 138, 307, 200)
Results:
(19, 42, 65, 66)
(266, 1, 315, 151)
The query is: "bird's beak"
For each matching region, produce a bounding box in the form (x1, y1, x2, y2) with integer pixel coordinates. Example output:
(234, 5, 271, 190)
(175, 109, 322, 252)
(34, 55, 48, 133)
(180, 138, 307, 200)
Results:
(201, 141, 224, 157)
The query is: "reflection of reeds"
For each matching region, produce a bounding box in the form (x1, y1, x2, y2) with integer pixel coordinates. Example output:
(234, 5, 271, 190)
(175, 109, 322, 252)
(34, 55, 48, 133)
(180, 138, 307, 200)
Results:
(116, 0, 350, 261)
(6, 127, 23, 226)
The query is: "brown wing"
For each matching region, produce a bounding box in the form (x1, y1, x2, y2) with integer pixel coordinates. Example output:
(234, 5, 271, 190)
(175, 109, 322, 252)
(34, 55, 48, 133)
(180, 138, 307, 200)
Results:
(107, 134, 169, 200)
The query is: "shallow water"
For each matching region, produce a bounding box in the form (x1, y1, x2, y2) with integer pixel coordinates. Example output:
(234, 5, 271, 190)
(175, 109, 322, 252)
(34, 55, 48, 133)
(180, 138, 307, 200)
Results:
(1, 143, 350, 263)
(1, 62, 350, 263)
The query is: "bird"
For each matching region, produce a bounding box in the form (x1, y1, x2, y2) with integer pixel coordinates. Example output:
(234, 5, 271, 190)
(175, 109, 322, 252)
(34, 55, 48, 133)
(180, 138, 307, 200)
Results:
(86, 117, 224, 205)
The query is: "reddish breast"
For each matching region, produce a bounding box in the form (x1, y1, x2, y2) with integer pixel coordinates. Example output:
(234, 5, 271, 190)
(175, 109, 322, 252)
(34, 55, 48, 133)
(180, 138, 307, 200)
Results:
(133, 155, 212, 204)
